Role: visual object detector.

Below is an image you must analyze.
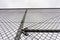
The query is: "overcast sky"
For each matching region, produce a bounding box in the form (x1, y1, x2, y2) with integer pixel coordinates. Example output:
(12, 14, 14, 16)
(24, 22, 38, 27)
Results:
(0, 0, 60, 8)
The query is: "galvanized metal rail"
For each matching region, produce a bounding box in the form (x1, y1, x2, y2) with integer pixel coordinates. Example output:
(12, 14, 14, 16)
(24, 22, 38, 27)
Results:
(22, 28, 60, 33)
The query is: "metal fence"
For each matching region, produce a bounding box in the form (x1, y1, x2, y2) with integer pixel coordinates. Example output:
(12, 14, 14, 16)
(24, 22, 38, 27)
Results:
(0, 8, 60, 40)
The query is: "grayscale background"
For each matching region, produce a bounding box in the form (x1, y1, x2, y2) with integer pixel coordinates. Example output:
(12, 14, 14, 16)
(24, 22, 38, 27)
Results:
(0, 0, 60, 8)
(0, 0, 60, 40)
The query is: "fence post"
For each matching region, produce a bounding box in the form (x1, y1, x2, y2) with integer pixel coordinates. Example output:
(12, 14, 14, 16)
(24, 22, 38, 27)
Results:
(14, 9, 27, 40)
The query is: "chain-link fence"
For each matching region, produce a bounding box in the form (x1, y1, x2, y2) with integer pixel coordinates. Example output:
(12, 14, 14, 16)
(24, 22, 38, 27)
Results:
(0, 8, 60, 40)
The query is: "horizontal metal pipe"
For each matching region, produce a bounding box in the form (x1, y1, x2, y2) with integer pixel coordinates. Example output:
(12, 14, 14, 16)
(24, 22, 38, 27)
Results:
(23, 29, 60, 32)
(0, 8, 60, 10)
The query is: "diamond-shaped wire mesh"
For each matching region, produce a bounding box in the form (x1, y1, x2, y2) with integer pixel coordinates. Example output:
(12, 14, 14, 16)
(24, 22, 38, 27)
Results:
(0, 9, 60, 40)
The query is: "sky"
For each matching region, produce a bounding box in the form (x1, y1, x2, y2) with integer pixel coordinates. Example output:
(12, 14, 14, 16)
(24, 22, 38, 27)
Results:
(0, 0, 60, 8)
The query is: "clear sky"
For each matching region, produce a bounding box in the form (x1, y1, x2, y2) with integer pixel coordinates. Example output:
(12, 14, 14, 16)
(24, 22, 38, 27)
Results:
(0, 0, 60, 8)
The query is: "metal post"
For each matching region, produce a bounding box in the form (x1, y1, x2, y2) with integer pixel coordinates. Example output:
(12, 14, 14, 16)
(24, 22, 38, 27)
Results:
(14, 9, 27, 40)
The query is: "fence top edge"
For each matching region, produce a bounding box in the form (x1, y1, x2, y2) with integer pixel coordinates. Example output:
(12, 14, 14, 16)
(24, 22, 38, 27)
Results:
(0, 8, 60, 10)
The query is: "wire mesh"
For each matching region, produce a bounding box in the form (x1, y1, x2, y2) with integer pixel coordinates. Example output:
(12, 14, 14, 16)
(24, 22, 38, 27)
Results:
(0, 9, 60, 40)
